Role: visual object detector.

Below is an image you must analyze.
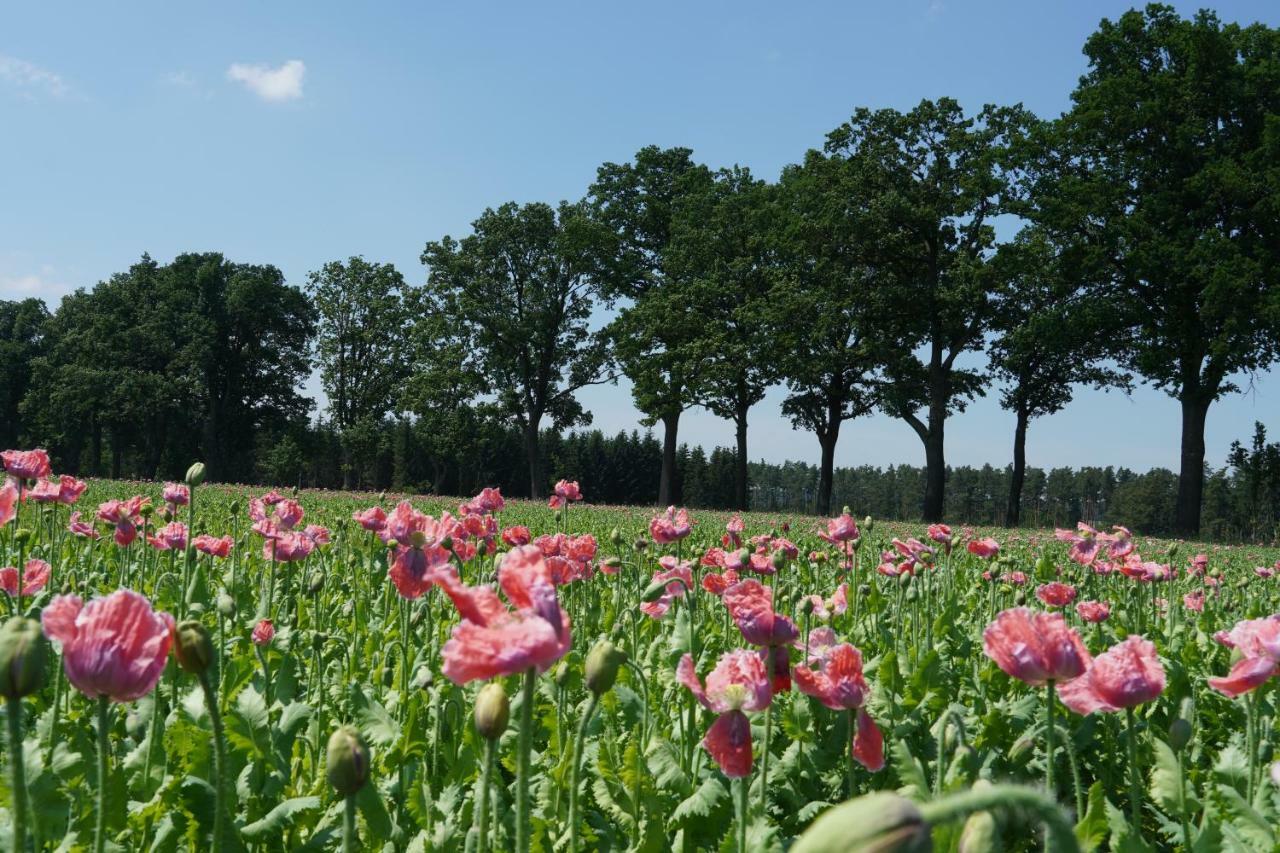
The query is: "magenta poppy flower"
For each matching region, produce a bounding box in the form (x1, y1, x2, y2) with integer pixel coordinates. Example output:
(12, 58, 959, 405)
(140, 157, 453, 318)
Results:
(41, 589, 174, 702)
(162, 482, 190, 510)
(0, 481, 16, 527)
(193, 534, 232, 558)
(0, 558, 51, 598)
(1076, 601, 1111, 623)
(1, 448, 51, 481)
(927, 523, 952, 550)
(547, 479, 582, 509)
(251, 619, 275, 646)
(67, 511, 98, 539)
(351, 506, 387, 532)
(147, 521, 188, 552)
(818, 513, 859, 545)
(723, 579, 799, 648)
(793, 643, 884, 771)
(462, 487, 505, 515)
(97, 497, 147, 546)
(1036, 582, 1077, 608)
(677, 650, 772, 778)
(1001, 571, 1028, 586)
(435, 546, 571, 684)
(1208, 617, 1280, 698)
(725, 515, 745, 548)
(967, 537, 1000, 559)
(983, 608, 1090, 686)
(1057, 635, 1165, 715)
(702, 568, 740, 597)
(1054, 522, 1102, 566)
(650, 506, 693, 544)
(640, 559, 694, 620)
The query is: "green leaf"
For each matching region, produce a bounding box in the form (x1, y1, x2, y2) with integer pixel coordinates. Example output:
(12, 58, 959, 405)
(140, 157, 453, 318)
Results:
(1148, 739, 1183, 815)
(669, 775, 727, 827)
(240, 796, 321, 841)
(1075, 781, 1109, 852)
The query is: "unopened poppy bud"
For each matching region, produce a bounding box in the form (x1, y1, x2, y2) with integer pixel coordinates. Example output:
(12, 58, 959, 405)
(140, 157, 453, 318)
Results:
(1167, 543, 1180, 560)
(378, 491, 387, 503)
(308, 570, 326, 594)
(1169, 718, 1192, 751)
(633, 538, 648, 552)
(1014, 593, 1026, 606)
(229, 500, 241, 515)
(863, 516, 874, 533)
(216, 592, 235, 616)
(173, 619, 215, 675)
(312, 631, 329, 651)
(792, 792, 931, 853)
(601, 555, 621, 573)
(1010, 735, 1036, 762)
(609, 527, 623, 546)
(554, 510, 562, 523)
(139, 504, 154, 519)
(13, 528, 32, 546)
(439, 535, 453, 552)
(185, 462, 207, 488)
(800, 598, 816, 616)
(411, 666, 433, 691)
(476, 539, 489, 559)
(326, 726, 370, 796)
(957, 808, 997, 853)
(642, 578, 671, 602)
(771, 551, 787, 571)
(859, 584, 871, 597)
(0, 617, 46, 699)
(474, 682, 510, 740)
(553, 661, 571, 688)
(585, 639, 627, 695)
(898, 572, 912, 587)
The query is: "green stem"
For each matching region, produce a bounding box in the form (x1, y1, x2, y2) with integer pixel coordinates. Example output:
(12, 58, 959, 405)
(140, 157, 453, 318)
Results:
(918, 785, 1078, 852)
(735, 775, 749, 853)
(760, 647, 774, 819)
(1045, 682, 1056, 800)
(569, 693, 600, 853)
(478, 737, 495, 853)
(7, 695, 28, 853)
(1124, 706, 1143, 841)
(199, 671, 229, 853)
(94, 696, 110, 853)
(343, 793, 357, 853)
(1176, 751, 1193, 853)
(516, 668, 536, 853)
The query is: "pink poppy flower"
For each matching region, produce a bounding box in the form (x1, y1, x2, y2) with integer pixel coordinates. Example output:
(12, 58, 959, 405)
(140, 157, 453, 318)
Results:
(1076, 601, 1111, 623)
(1188, 554, 1208, 576)
(676, 650, 772, 778)
(967, 537, 1000, 559)
(1207, 617, 1280, 698)
(502, 525, 532, 547)
(547, 479, 582, 509)
(28, 474, 87, 505)
(41, 589, 174, 702)
(303, 524, 331, 546)
(1036, 582, 1077, 608)
(462, 487, 505, 516)
(352, 506, 387, 532)
(146, 521, 188, 552)
(819, 514, 860, 545)
(1, 448, 51, 481)
(1107, 526, 1134, 559)
(1183, 590, 1205, 612)
(640, 559, 694, 620)
(982, 608, 1089, 686)
(435, 545, 571, 684)
(650, 506, 693, 544)
(1254, 566, 1274, 579)
(1057, 635, 1166, 715)
(162, 482, 190, 510)
(193, 534, 232, 558)
(702, 568, 740, 597)
(892, 537, 934, 568)
(251, 619, 275, 646)
(725, 515, 745, 548)
(97, 497, 148, 546)
(793, 643, 884, 771)
(927, 523, 952, 550)
(0, 481, 16, 526)
(723, 579, 799, 648)
(1054, 522, 1102, 566)
(1001, 571, 1028, 586)
(804, 584, 848, 622)
(266, 531, 315, 563)
(67, 511, 98, 539)
(0, 558, 51, 598)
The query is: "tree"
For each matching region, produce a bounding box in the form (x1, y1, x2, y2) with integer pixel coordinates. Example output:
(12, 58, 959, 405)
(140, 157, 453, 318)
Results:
(667, 166, 777, 509)
(0, 298, 49, 448)
(824, 98, 1032, 521)
(420, 201, 613, 498)
(769, 152, 882, 516)
(1038, 6, 1280, 536)
(989, 227, 1128, 526)
(590, 146, 715, 505)
(309, 257, 413, 488)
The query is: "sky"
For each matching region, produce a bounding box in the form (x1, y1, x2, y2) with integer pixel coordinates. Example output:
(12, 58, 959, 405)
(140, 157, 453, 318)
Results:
(2, 1, 1278, 475)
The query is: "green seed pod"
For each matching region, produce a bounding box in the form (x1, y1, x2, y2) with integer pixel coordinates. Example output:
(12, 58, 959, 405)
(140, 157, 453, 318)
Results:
(229, 500, 241, 516)
(957, 809, 998, 853)
(800, 597, 816, 616)
(771, 551, 787, 571)
(474, 682, 510, 740)
(326, 726, 371, 796)
(173, 619, 214, 675)
(553, 661, 571, 688)
(600, 555, 622, 573)
(1169, 718, 1193, 751)
(609, 527, 624, 547)
(792, 792, 931, 853)
(185, 462, 207, 488)
(863, 516, 874, 534)
(0, 617, 47, 699)
(13, 528, 32, 546)
(411, 666, 433, 691)
(307, 570, 326, 594)
(585, 639, 627, 696)
(633, 538, 648, 552)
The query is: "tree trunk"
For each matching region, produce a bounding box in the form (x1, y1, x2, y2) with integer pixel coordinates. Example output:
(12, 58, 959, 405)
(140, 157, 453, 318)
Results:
(1006, 407, 1029, 528)
(523, 420, 545, 499)
(817, 428, 839, 518)
(1175, 396, 1210, 536)
(658, 413, 680, 506)
(734, 404, 749, 511)
(921, 366, 948, 522)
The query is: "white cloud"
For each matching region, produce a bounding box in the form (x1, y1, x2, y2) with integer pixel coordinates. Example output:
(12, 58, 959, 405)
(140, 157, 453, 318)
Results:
(0, 54, 69, 99)
(226, 59, 305, 102)
(163, 70, 197, 88)
(0, 269, 72, 303)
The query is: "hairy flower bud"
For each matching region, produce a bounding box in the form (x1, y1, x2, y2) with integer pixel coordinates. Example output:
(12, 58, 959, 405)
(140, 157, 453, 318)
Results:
(326, 726, 371, 796)
(792, 792, 931, 853)
(585, 639, 627, 696)
(308, 570, 326, 594)
(173, 619, 215, 675)
(609, 527, 623, 546)
(0, 617, 46, 699)
(185, 462, 207, 488)
(474, 681, 510, 740)
(13, 528, 32, 546)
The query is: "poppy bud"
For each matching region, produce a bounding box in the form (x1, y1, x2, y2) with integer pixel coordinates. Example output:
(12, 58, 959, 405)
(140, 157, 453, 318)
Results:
(439, 535, 453, 553)
(771, 551, 787, 571)
(1167, 543, 1180, 560)
(553, 661, 571, 688)
(1014, 593, 1026, 606)
(1168, 718, 1193, 751)
(642, 578, 671, 602)
(308, 570, 326, 594)
(378, 491, 387, 503)
(139, 504, 154, 519)
(633, 538, 648, 552)
(859, 584, 871, 597)
(173, 619, 215, 675)
(474, 682, 510, 740)
(13, 528, 32, 546)
(792, 792, 931, 853)
(326, 726, 371, 796)
(411, 666, 433, 691)
(0, 617, 46, 699)
(958, 809, 997, 853)
(863, 516, 874, 534)
(312, 631, 329, 651)
(185, 462, 207, 488)
(799, 598, 816, 616)
(842, 506, 851, 516)
(585, 639, 627, 696)
(476, 539, 489, 559)
(600, 555, 622, 573)
(229, 500, 241, 515)
(554, 510, 562, 523)
(609, 528, 623, 546)
(898, 573, 912, 587)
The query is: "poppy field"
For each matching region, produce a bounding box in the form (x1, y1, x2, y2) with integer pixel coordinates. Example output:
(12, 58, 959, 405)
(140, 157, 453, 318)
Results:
(1, 455, 1280, 851)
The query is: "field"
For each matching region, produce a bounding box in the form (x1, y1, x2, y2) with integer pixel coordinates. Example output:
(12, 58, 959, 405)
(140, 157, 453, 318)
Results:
(2, 473, 1280, 852)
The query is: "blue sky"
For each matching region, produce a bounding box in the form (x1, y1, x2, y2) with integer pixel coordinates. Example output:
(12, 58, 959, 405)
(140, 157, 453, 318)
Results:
(2, 1, 1278, 473)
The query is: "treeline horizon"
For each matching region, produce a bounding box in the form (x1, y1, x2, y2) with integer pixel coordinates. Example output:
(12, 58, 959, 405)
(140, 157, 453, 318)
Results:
(1, 5, 1278, 540)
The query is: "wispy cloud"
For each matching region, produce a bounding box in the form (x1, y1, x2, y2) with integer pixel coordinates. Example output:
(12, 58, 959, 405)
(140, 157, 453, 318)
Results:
(927, 1, 946, 19)
(226, 59, 305, 102)
(0, 54, 69, 99)
(0, 266, 73, 302)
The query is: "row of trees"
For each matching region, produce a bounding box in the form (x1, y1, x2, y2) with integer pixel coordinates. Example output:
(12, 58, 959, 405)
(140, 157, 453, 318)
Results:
(1, 6, 1277, 538)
